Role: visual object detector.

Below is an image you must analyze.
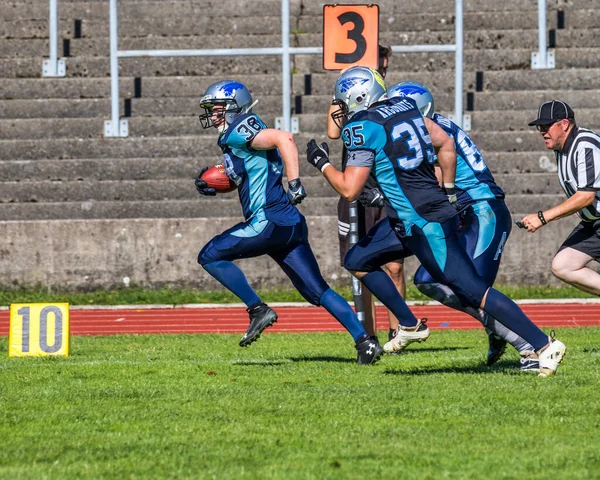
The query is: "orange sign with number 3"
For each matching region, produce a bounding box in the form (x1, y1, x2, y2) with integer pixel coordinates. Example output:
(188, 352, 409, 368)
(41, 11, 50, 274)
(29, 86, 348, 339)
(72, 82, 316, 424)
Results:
(323, 4, 379, 71)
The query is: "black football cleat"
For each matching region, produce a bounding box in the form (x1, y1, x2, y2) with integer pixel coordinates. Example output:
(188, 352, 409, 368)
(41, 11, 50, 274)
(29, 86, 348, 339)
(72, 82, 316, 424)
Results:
(239, 303, 278, 347)
(486, 333, 508, 366)
(356, 335, 384, 365)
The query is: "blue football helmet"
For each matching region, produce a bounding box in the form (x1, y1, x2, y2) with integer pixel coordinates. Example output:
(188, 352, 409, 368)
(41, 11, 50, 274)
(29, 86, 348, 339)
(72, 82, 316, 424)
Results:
(331, 66, 387, 128)
(199, 80, 254, 133)
(388, 81, 435, 118)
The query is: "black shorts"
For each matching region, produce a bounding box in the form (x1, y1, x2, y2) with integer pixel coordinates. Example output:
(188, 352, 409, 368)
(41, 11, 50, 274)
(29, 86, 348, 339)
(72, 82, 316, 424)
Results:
(558, 219, 600, 261)
(337, 196, 388, 266)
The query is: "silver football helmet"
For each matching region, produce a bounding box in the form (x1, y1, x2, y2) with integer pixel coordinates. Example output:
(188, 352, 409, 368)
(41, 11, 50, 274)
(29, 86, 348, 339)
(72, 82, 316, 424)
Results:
(387, 81, 435, 118)
(331, 66, 387, 128)
(199, 80, 254, 133)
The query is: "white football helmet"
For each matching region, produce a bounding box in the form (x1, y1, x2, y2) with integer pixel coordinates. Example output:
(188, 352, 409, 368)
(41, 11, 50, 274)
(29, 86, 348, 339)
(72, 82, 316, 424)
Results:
(387, 81, 435, 118)
(331, 66, 387, 128)
(199, 80, 254, 134)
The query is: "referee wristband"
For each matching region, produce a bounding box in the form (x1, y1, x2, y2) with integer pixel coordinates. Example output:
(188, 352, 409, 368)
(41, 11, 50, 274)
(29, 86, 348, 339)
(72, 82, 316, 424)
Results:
(538, 211, 547, 226)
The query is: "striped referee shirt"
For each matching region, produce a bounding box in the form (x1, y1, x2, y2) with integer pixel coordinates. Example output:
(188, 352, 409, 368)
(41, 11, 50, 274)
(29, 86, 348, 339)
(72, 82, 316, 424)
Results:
(556, 126, 600, 221)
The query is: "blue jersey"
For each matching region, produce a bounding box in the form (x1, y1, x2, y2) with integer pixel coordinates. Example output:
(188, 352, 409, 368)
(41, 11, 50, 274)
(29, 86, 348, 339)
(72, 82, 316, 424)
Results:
(218, 113, 300, 227)
(433, 113, 504, 205)
(342, 97, 457, 236)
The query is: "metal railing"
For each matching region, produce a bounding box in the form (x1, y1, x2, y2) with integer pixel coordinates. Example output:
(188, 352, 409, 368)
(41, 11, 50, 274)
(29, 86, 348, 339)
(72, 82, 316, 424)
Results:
(42, 0, 66, 77)
(105, 0, 465, 137)
(531, 0, 555, 69)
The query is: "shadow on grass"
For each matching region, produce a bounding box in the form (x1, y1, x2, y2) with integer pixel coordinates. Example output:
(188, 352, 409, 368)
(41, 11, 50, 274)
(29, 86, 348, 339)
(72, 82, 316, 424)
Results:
(232, 360, 291, 366)
(383, 360, 523, 376)
(289, 356, 355, 364)
(394, 346, 471, 355)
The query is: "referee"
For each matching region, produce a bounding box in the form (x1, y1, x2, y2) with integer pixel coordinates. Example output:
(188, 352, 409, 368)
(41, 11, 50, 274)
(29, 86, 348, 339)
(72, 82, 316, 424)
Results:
(519, 100, 600, 295)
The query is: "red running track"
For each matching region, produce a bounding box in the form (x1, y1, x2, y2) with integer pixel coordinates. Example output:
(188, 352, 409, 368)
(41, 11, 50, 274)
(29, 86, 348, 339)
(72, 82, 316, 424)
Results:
(0, 303, 599, 336)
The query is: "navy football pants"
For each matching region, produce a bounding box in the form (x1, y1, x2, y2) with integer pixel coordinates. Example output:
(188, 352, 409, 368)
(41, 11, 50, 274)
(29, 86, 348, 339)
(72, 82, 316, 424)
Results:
(198, 216, 329, 305)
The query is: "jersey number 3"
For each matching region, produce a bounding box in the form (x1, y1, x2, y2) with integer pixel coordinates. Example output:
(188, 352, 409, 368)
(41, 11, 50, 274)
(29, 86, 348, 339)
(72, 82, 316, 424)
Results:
(391, 117, 434, 170)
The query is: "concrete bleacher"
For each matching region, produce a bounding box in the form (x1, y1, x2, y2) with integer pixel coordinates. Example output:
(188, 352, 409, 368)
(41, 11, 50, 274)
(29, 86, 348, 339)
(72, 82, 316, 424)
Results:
(1, 0, 598, 289)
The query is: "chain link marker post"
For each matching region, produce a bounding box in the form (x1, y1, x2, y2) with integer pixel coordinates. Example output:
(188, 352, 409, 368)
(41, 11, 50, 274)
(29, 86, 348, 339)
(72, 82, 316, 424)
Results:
(323, 4, 379, 71)
(8, 303, 70, 357)
(323, 4, 379, 334)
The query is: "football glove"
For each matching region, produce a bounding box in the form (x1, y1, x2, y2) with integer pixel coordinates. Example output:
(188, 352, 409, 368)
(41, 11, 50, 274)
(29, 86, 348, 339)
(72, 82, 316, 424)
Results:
(306, 139, 331, 172)
(194, 167, 217, 196)
(287, 178, 307, 205)
(443, 185, 462, 211)
(358, 188, 385, 208)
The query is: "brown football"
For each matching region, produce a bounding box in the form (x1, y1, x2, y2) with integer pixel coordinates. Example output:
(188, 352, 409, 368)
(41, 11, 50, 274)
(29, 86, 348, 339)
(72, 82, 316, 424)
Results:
(200, 165, 237, 193)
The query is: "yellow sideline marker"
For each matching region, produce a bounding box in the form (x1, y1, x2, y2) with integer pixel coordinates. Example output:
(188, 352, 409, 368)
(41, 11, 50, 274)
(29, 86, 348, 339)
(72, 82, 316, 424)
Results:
(8, 303, 70, 357)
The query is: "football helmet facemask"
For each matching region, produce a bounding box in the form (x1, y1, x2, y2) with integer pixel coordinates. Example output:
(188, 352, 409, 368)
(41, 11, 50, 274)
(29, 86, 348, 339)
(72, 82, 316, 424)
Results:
(199, 80, 254, 134)
(387, 81, 435, 118)
(331, 66, 387, 129)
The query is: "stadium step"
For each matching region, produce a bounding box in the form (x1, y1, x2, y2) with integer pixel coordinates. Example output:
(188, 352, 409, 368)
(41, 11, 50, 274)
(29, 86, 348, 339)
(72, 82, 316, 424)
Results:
(0, 197, 339, 221)
(295, 48, 600, 74)
(0, 75, 284, 100)
(0, 0, 295, 22)
(0, 173, 563, 204)
(0, 150, 561, 182)
(5, 28, 600, 59)
(0, 194, 566, 221)
(0, 131, 559, 160)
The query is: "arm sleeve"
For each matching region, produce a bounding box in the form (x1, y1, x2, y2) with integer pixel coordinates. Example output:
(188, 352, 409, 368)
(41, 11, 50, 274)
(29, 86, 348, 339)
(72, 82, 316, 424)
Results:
(224, 114, 267, 150)
(575, 140, 600, 191)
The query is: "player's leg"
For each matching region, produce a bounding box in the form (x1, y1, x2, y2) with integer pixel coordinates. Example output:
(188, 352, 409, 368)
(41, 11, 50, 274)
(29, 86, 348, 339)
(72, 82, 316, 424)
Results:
(468, 200, 536, 364)
(344, 219, 429, 352)
(413, 200, 534, 364)
(198, 219, 280, 346)
(407, 217, 565, 375)
(383, 259, 404, 341)
(199, 220, 273, 307)
(366, 206, 406, 340)
(271, 218, 382, 364)
(551, 221, 600, 294)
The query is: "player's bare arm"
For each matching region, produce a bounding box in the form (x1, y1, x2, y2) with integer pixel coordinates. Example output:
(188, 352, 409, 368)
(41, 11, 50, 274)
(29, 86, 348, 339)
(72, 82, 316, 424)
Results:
(250, 128, 300, 181)
(519, 191, 597, 232)
(425, 117, 456, 186)
(305, 139, 371, 200)
(323, 165, 372, 201)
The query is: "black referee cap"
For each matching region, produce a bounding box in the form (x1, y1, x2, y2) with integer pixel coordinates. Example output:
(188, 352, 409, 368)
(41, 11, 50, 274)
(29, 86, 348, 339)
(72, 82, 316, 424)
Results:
(529, 100, 575, 126)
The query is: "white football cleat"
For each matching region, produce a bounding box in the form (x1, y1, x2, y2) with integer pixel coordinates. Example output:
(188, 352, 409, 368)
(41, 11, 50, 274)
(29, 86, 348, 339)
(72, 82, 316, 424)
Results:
(383, 318, 430, 353)
(537, 339, 566, 377)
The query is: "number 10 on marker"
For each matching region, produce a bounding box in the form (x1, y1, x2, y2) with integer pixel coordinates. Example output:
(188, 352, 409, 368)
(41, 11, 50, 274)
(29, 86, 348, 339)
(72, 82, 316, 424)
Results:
(9, 303, 70, 357)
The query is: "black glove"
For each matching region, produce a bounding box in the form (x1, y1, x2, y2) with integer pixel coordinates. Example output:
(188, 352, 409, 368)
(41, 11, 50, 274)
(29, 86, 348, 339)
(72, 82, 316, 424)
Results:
(287, 178, 307, 205)
(306, 139, 331, 172)
(443, 185, 462, 211)
(358, 188, 385, 208)
(194, 167, 216, 196)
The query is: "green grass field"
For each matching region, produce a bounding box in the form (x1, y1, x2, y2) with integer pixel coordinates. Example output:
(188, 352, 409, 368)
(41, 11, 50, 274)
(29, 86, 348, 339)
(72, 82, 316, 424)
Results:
(1, 328, 599, 479)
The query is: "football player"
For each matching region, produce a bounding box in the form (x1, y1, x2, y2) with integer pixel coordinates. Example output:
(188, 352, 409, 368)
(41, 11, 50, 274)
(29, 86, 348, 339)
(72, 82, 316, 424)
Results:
(195, 80, 383, 364)
(386, 81, 539, 371)
(306, 67, 566, 376)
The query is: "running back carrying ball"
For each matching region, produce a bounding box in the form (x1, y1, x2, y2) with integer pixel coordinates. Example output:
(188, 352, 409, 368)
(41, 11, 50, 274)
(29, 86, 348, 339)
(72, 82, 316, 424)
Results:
(195, 165, 236, 195)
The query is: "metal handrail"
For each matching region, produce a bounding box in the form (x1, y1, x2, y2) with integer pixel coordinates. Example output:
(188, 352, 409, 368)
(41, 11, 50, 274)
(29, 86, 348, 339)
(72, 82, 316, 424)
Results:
(105, 0, 464, 136)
